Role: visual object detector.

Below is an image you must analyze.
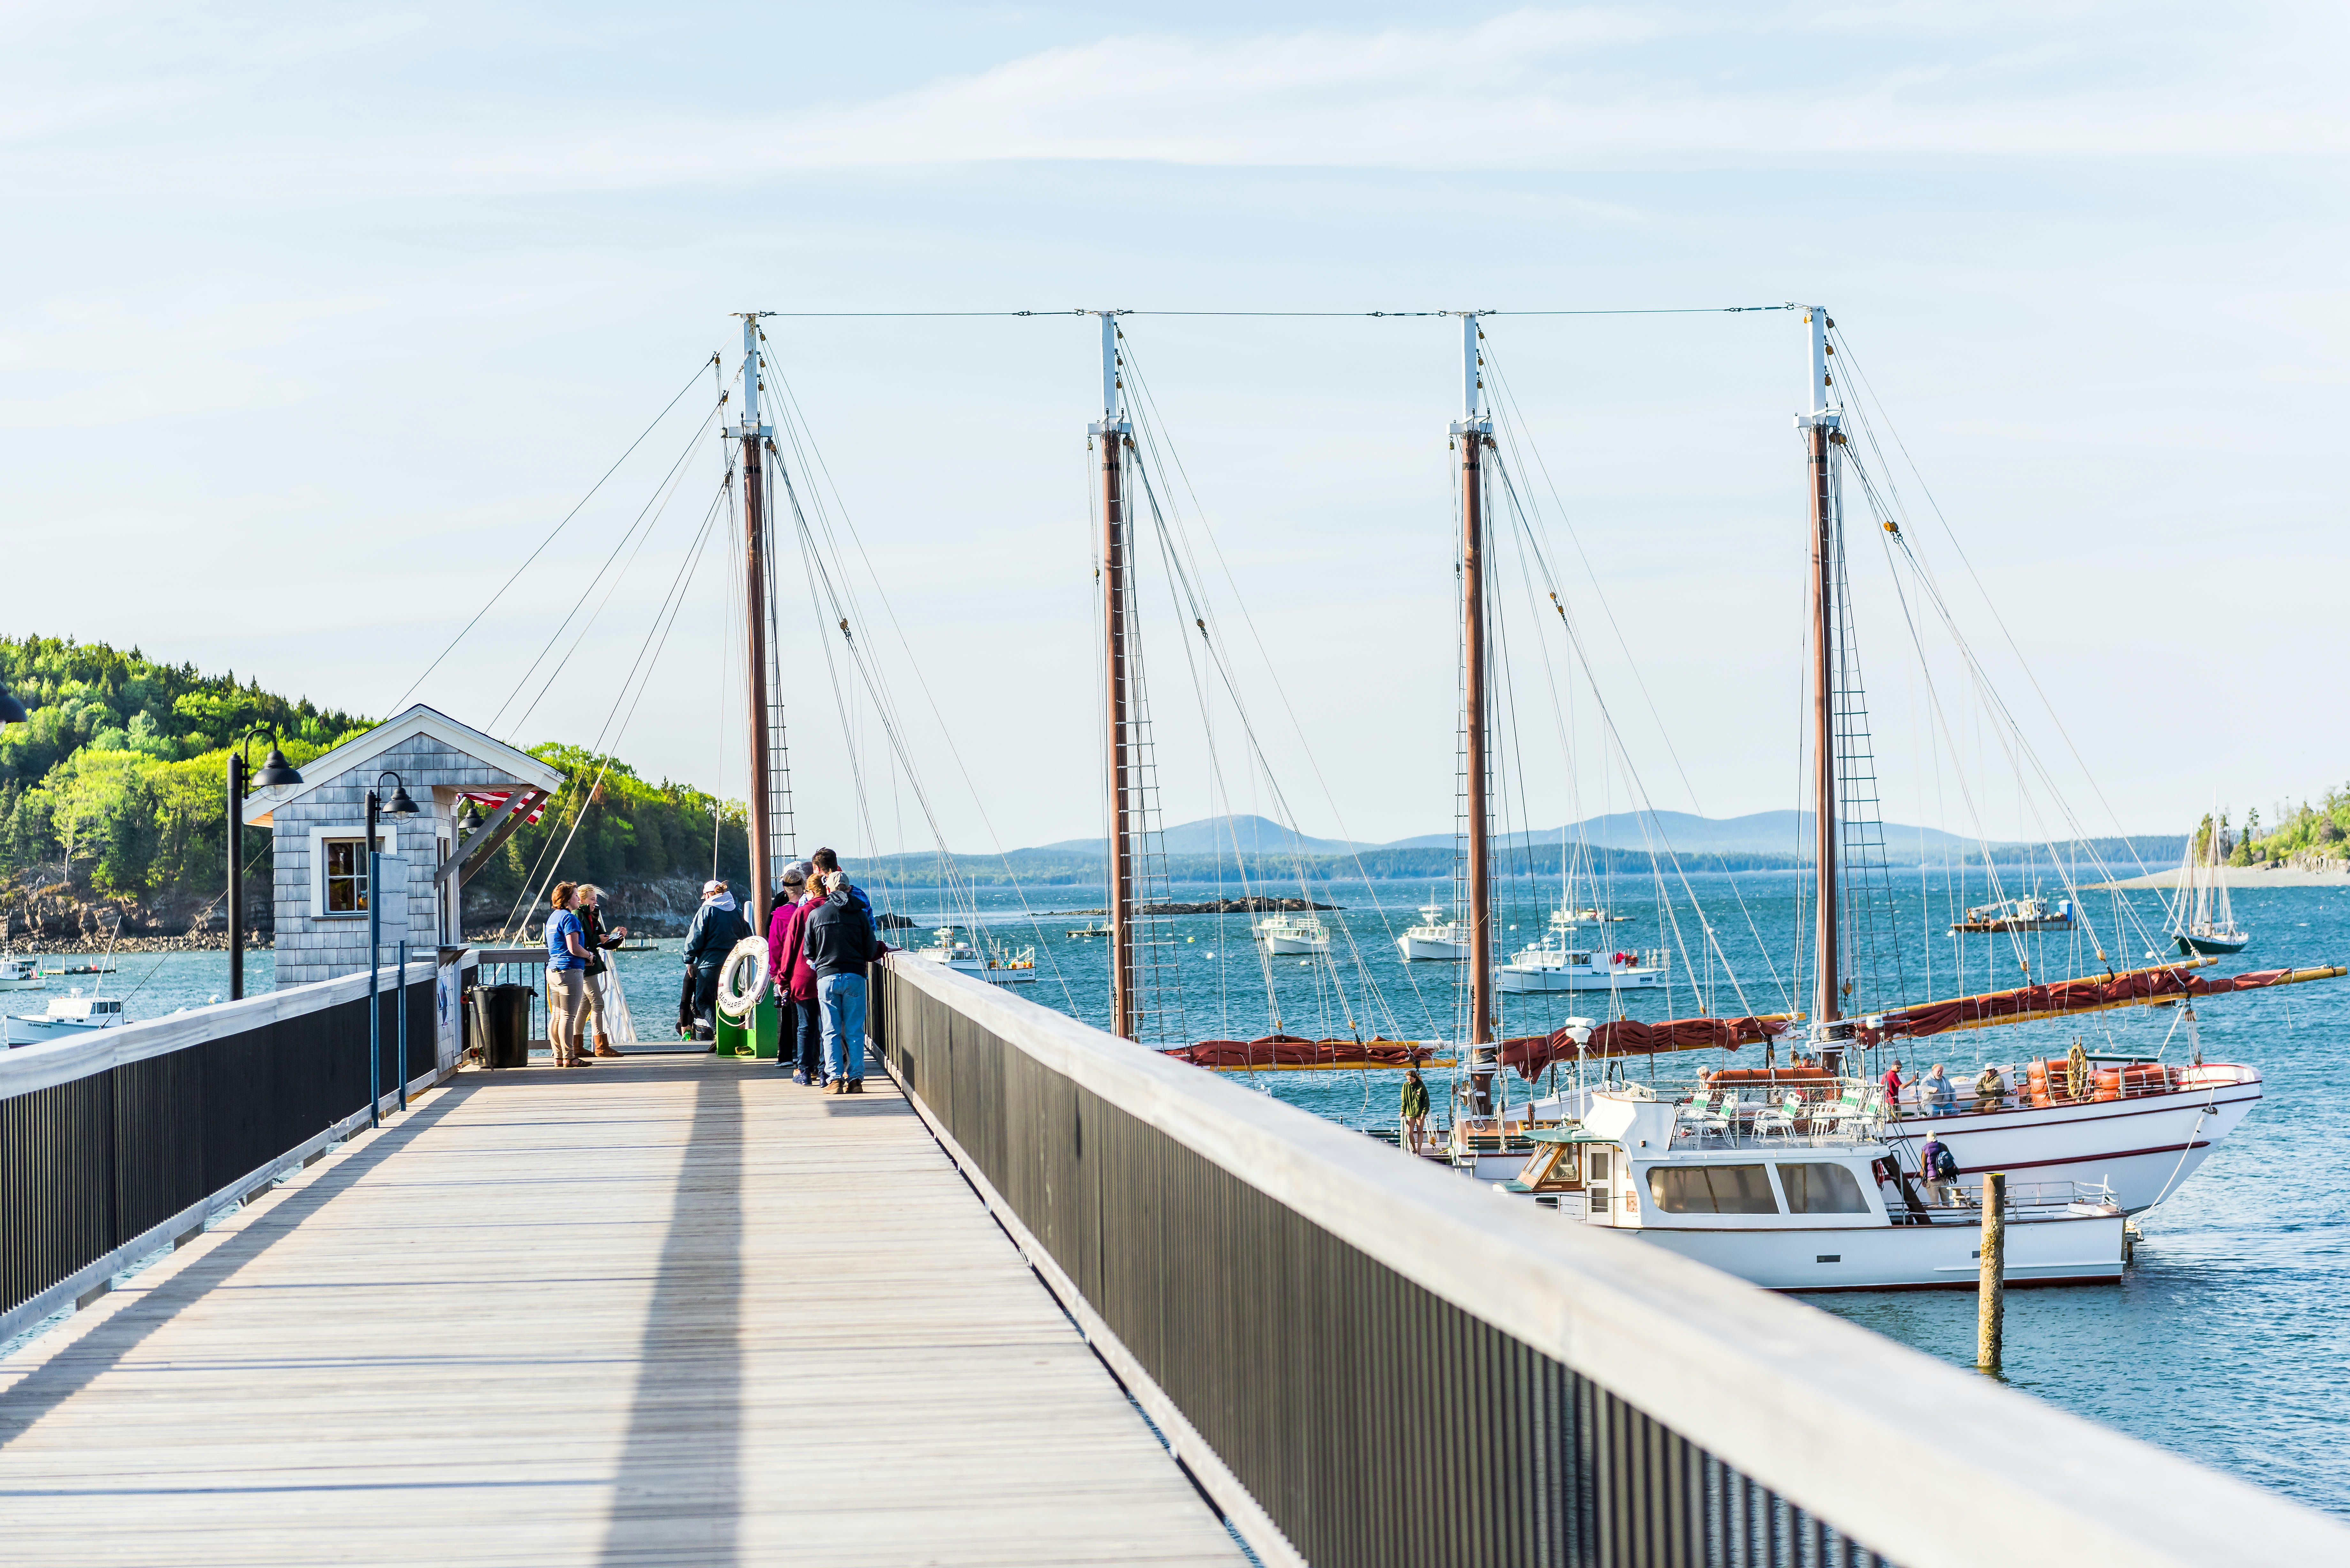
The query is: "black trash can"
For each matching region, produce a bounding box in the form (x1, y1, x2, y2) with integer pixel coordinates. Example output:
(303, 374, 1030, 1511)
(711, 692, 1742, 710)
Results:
(472, 983, 534, 1070)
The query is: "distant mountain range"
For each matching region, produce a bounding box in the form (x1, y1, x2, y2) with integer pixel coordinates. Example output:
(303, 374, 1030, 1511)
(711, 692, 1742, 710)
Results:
(836, 811, 2184, 887)
(1023, 810, 1989, 861)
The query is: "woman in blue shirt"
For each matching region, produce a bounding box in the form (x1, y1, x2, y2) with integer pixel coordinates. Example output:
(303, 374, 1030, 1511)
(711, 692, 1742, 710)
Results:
(544, 882, 593, 1067)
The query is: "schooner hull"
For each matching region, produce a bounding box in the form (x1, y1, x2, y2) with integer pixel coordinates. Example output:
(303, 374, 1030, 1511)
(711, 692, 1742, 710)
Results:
(1891, 1068, 2261, 1215)
(2177, 932, 2250, 956)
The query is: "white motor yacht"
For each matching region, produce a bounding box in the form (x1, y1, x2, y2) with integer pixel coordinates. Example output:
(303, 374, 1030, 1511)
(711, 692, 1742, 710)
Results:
(6, 990, 129, 1045)
(910, 926, 1039, 985)
(1495, 1088, 2124, 1291)
(1395, 904, 1467, 962)
(1547, 905, 1626, 929)
(1255, 914, 1330, 955)
(1497, 938, 1664, 992)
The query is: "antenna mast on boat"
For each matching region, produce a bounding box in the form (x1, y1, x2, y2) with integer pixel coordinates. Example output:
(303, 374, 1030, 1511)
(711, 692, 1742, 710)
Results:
(1093, 311, 1138, 1040)
(1453, 312, 1496, 1106)
(730, 311, 778, 930)
(1800, 305, 1841, 1032)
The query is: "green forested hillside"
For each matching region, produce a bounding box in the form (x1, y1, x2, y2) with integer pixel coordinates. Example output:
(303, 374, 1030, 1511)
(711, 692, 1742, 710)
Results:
(0, 636, 746, 935)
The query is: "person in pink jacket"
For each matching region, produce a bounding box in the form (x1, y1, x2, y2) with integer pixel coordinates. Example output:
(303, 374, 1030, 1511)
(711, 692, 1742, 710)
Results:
(766, 863, 826, 1084)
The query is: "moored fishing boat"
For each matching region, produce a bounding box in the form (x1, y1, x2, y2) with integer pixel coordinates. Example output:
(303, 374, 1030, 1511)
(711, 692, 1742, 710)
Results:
(1950, 894, 2072, 933)
(0, 954, 42, 992)
(1395, 903, 1468, 961)
(910, 925, 1040, 985)
(1255, 913, 1329, 954)
(6, 990, 128, 1045)
(1496, 938, 1664, 993)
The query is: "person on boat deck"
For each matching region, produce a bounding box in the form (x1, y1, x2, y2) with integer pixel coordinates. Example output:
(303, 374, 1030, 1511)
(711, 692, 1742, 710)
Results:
(766, 862, 826, 1085)
(543, 882, 594, 1069)
(1917, 1132, 1958, 1205)
(1880, 1060, 1912, 1117)
(682, 879, 751, 1041)
(1972, 1064, 2006, 1109)
(1921, 1063, 1958, 1115)
(573, 883, 629, 1059)
(805, 869, 889, 1094)
(1400, 1067, 1431, 1154)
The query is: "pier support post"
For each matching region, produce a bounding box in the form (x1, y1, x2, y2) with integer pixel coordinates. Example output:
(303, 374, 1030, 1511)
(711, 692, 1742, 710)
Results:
(1977, 1170, 2006, 1374)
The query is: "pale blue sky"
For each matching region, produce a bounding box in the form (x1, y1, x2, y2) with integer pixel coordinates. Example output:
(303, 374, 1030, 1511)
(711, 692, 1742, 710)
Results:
(5, 4, 2344, 855)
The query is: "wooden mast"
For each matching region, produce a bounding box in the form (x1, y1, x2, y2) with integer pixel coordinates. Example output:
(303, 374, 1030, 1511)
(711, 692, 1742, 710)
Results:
(734, 312, 776, 932)
(1804, 306, 1839, 1027)
(1094, 312, 1137, 1040)
(1455, 313, 1495, 1107)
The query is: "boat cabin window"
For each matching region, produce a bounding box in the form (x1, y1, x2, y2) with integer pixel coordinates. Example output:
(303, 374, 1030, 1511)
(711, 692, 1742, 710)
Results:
(323, 838, 371, 915)
(1775, 1162, 1871, 1214)
(1647, 1164, 1779, 1215)
(1517, 1143, 1583, 1192)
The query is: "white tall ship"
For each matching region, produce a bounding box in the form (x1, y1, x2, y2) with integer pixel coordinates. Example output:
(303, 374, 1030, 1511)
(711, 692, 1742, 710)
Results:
(1395, 904, 1467, 962)
(1255, 913, 1330, 955)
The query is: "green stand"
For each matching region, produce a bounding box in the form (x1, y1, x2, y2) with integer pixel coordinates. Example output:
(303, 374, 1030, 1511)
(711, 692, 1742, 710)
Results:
(716, 996, 780, 1059)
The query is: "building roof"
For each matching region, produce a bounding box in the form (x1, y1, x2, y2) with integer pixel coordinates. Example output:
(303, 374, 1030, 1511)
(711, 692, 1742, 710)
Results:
(242, 703, 566, 826)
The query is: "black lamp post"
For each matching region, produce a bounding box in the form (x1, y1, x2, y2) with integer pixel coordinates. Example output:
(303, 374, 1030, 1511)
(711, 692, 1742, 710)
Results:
(365, 772, 422, 1128)
(226, 729, 303, 1002)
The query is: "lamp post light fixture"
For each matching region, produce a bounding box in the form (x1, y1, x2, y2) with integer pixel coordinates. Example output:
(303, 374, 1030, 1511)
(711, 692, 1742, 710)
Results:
(226, 729, 304, 1002)
(365, 771, 423, 1128)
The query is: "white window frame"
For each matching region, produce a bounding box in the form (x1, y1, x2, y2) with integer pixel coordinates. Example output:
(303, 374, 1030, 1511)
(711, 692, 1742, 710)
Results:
(309, 825, 397, 919)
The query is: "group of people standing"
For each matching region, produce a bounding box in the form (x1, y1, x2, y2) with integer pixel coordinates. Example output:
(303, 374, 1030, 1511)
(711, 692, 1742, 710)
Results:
(672, 847, 889, 1093)
(541, 882, 630, 1068)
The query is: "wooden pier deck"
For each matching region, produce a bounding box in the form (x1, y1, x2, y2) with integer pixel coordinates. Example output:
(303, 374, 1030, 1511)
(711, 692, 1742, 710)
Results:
(0, 1053, 1244, 1566)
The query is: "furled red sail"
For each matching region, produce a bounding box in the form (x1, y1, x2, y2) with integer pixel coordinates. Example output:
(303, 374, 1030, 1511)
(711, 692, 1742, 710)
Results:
(1162, 1036, 1443, 1069)
(1497, 1014, 1786, 1081)
(1861, 962, 2345, 1043)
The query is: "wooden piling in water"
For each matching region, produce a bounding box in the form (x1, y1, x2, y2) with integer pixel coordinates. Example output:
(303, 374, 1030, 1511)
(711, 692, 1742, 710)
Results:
(1978, 1170, 2006, 1373)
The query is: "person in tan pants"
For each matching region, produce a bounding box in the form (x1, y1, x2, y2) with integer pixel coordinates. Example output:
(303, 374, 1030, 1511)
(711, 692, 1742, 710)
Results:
(543, 882, 594, 1067)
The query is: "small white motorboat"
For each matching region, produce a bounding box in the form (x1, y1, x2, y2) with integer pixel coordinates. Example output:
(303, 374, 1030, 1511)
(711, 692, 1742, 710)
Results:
(910, 926, 1040, 985)
(1395, 904, 1467, 962)
(1255, 913, 1330, 955)
(1496, 938, 1664, 992)
(0, 954, 44, 992)
(6, 990, 129, 1046)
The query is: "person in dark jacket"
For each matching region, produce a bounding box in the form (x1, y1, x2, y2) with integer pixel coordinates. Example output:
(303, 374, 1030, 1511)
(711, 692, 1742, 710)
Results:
(574, 884, 628, 1058)
(681, 879, 750, 1041)
(805, 870, 887, 1093)
(766, 862, 825, 1083)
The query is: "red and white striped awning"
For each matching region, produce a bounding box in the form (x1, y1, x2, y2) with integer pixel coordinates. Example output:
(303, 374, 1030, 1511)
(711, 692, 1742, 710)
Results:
(461, 789, 548, 825)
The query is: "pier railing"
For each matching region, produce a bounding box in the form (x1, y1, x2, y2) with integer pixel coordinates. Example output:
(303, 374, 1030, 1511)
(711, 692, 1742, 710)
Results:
(1, 960, 445, 1343)
(874, 953, 2347, 1568)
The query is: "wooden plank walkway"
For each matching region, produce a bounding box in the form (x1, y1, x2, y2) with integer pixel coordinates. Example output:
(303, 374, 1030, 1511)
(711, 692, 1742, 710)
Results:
(0, 1052, 1245, 1566)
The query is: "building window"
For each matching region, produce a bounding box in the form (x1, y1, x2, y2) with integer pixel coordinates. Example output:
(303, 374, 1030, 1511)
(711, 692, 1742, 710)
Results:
(324, 838, 370, 914)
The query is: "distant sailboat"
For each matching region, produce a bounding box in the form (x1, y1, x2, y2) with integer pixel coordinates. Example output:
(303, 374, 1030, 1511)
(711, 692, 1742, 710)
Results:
(2171, 813, 2250, 955)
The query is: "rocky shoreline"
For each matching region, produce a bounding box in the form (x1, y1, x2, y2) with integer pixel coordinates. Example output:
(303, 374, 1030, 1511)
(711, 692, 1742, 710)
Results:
(1, 933, 269, 955)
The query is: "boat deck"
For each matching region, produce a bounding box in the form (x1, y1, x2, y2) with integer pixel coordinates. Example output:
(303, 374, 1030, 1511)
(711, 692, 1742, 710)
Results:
(0, 1053, 1242, 1566)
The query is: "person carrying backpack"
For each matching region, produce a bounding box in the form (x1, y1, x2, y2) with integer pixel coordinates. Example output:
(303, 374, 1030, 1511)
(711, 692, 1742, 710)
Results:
(804, 869, 889, 1093)
(1918, 1132, 1960, 1205)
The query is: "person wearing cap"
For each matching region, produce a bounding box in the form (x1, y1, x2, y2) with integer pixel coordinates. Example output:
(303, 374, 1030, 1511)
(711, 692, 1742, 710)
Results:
(767, 862, 826, 1083)
(681, 878, 750, 1042)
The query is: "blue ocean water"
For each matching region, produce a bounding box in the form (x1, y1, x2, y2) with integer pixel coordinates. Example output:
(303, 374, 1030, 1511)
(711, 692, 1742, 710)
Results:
(59, 870, 2347, 1516)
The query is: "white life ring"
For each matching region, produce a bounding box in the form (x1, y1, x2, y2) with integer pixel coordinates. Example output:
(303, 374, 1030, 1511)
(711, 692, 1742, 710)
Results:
(715, 935, 771, 1021)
